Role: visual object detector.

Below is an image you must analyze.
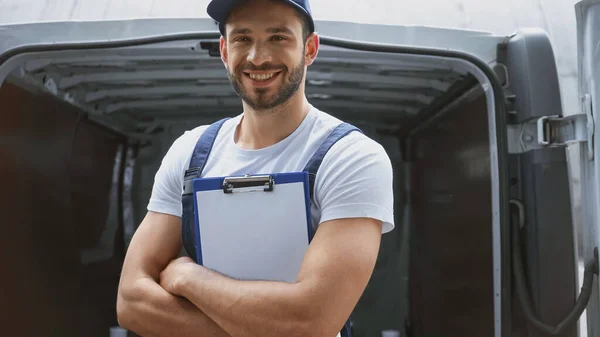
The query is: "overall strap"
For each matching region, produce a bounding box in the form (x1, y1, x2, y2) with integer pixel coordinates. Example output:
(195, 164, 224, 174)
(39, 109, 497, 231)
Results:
(187, 117, 230, 175)
(182, 117, 230, 260)
(302, 122, 362, 337)
(303, 122, 363, 200)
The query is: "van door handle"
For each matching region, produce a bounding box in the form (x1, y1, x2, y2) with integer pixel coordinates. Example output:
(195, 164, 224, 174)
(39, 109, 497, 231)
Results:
(510, 199, 599, 335)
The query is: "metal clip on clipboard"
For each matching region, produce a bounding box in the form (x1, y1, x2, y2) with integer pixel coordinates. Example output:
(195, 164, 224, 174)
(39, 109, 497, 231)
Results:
(222, 174, 274, 194)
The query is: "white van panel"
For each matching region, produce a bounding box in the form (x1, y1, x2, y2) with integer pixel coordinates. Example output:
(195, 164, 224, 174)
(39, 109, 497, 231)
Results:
(576, 1, 600, 336)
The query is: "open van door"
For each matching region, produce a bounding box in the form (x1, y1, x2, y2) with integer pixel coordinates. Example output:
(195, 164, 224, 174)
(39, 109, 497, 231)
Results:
(500, 0, 599, 336)
(575, 0, 600, 335)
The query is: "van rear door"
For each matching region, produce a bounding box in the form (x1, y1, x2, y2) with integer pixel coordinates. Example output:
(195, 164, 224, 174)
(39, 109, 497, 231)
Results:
(500, 0, 599, 336)
(575, 0, 600, 335)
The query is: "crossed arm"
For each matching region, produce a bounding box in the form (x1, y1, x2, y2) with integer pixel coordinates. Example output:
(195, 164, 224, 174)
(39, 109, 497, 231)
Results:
(116, 211, 231, 337)
(117, 211, 382, 337)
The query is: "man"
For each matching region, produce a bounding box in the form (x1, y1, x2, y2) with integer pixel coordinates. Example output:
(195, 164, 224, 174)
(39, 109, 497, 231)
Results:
(116, 0, 395, 336)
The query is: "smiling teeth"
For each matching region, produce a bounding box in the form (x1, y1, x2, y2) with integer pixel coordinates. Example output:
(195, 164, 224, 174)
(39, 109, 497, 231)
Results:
(249, 73, 276, 81)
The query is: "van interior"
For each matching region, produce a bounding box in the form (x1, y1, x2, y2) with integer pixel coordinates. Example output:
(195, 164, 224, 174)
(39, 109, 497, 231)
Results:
(0, 21, 582, 337)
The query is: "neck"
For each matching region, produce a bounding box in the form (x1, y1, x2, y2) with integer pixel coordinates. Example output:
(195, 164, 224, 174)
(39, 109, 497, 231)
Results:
(235, 93, 311, 150)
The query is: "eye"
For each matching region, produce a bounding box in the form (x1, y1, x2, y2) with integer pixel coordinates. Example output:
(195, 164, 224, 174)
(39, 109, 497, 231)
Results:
(234, 36, 251, 43)
(271, 35, 287, 41)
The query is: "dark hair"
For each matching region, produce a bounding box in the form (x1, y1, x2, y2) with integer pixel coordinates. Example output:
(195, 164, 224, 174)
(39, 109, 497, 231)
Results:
(295, 9, 313, 43)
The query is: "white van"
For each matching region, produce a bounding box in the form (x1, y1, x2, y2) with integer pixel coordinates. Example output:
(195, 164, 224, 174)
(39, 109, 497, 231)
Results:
(0, 1, 598, 337)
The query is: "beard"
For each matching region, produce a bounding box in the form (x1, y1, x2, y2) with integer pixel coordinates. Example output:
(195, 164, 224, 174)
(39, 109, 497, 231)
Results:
(227, 56, 305, 113)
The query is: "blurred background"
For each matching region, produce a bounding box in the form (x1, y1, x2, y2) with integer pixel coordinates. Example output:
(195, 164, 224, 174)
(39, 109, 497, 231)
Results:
(0, 1, 587, 336)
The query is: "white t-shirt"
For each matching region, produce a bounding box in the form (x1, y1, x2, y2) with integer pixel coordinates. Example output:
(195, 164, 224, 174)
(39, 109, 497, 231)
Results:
(147, 105, 395, 234)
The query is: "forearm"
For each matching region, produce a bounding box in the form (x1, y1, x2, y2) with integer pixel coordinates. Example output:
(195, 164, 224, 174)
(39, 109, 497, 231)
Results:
(117, 277, 232, 337)
(178, 268, 316, 337)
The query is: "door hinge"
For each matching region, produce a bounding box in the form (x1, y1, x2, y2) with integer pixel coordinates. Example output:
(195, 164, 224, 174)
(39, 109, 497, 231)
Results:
(582, 94, 595, 160)
(508, 102, 594, 156)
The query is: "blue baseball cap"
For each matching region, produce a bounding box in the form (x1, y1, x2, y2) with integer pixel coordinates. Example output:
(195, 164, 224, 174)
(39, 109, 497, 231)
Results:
(207, 0, 315, 36)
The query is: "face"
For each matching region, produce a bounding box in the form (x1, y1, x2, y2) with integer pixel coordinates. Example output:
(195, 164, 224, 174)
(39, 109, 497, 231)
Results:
(220, 0, 318, 112)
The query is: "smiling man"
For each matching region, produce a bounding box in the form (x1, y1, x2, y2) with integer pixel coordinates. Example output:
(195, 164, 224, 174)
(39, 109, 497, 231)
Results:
(116, 1, 395, 337)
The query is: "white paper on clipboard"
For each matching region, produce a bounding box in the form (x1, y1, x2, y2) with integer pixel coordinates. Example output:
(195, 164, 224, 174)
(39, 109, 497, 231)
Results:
(192, 172, 312, 283)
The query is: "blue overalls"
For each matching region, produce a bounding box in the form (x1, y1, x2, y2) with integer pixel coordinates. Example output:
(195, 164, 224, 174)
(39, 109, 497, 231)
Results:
(181, 117, 362, 337)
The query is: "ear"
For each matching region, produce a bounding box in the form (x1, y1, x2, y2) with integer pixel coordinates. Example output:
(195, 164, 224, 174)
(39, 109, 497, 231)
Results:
(220, 36, 228, 67)
(304, 32, 319, 66)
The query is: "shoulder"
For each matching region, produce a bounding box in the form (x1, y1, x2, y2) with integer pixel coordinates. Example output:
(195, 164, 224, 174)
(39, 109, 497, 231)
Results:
(309, 107, 391, 172)
(161, 116, 238, 170)
(161, 125, 210, 169)
(319, 130, 393, 190)
(312, 122, 395, 232)
(146, 124, 209, 216)
(151, 123, 213, 189)
(323, 122, 391, 169)
(154, 118, 229, 186)
(329, 131, 388, 161)
(146, 118, 237, 216)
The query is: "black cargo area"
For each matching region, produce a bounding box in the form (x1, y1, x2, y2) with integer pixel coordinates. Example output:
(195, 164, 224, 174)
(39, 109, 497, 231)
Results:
(0, 37, 499, 337)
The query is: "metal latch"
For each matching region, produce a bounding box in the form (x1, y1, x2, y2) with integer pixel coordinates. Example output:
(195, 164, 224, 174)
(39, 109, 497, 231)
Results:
(222, 175, 274, 194)
(508, 96, 594, 158)
(582, 94, 595, 160)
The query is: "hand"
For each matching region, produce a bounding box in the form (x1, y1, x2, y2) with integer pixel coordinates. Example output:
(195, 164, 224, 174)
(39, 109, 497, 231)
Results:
(159, 256, 197, 296)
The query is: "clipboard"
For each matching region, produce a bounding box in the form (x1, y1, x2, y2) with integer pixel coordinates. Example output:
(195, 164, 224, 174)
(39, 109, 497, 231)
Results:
(191, 172, 313, 283)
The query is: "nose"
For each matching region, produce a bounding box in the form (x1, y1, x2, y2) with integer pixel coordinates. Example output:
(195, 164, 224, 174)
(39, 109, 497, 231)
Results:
(247, 41, 272, 66)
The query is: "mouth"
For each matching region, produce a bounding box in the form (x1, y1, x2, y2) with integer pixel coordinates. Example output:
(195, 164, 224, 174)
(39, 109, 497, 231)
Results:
(243, 71, 282, 87)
